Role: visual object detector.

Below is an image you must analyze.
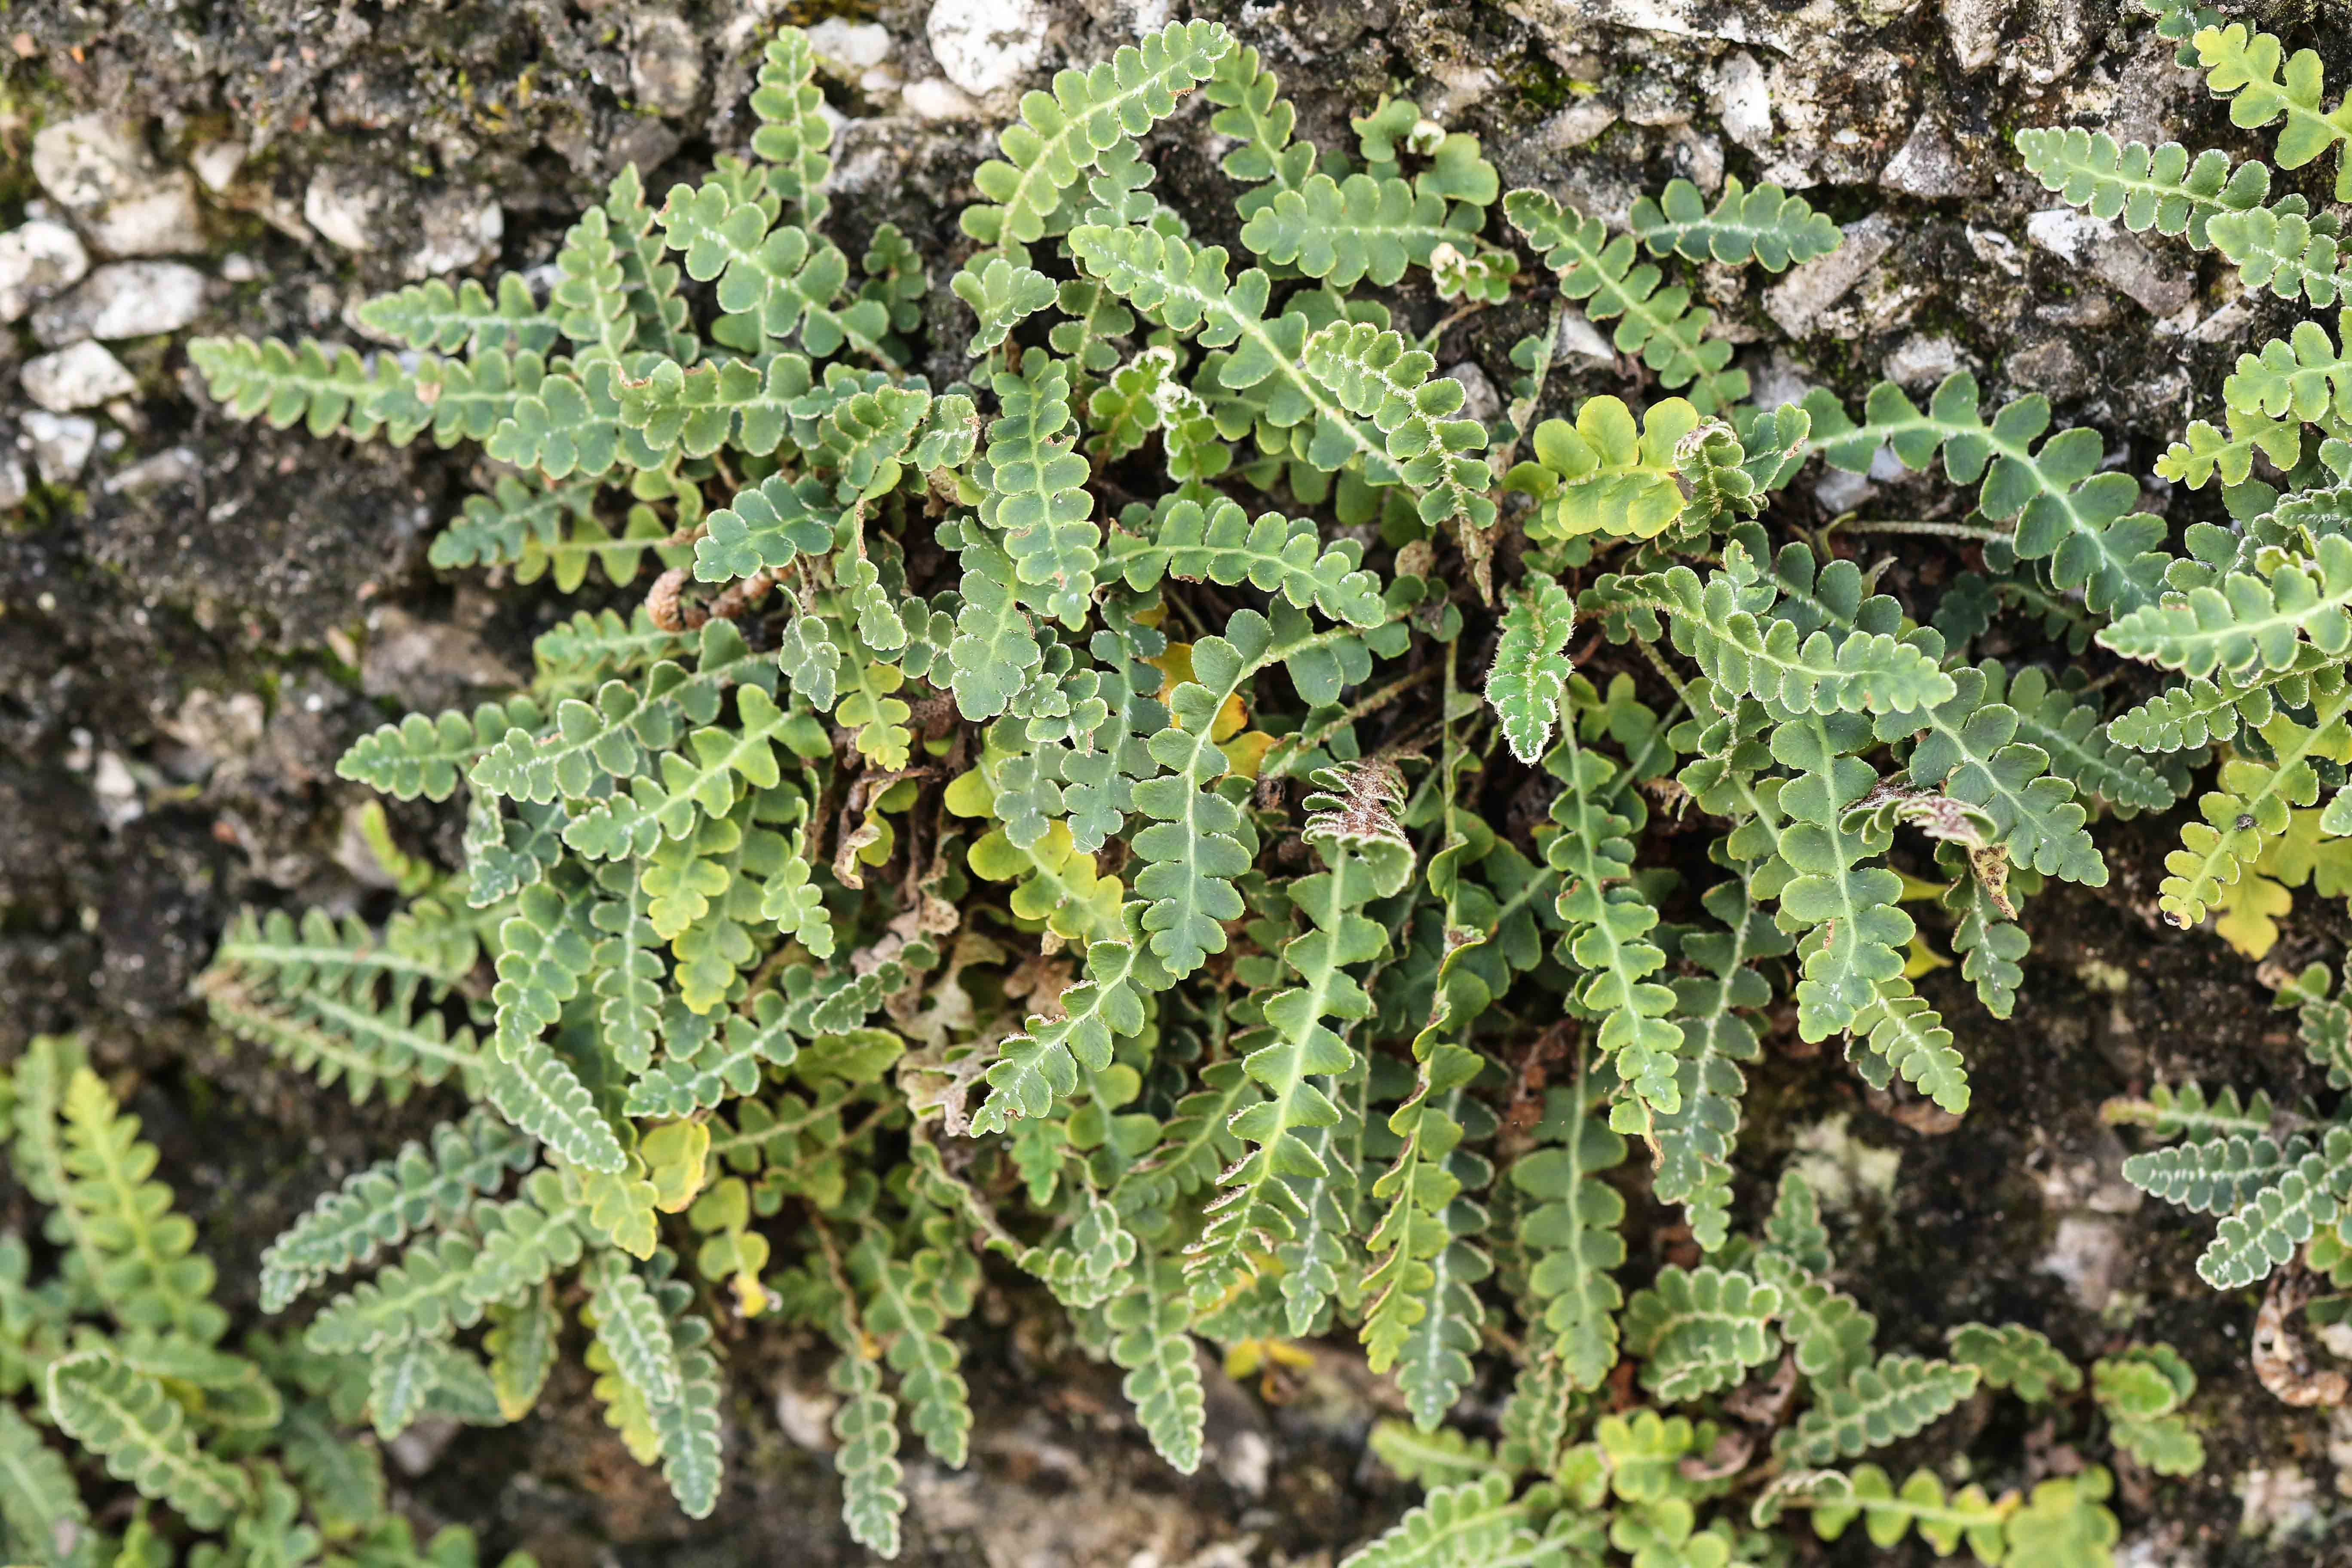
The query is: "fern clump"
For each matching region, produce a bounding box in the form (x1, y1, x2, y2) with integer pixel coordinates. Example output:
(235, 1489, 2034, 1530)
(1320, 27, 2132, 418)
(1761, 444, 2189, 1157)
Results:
(164, 12, 2269, 1559)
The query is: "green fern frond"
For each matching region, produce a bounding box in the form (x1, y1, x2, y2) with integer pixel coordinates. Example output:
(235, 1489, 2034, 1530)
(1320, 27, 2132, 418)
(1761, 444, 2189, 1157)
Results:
(2013, 127, 2270, 248)
(46, 1351, 253, 1530)
(1777, 1354, 1980, 1464)
(1240, 172, 1480, 287)
(260, 1111, 535, 1312)
(2192, 21, 2352, 200)
(1629, 175, 1841, 270)
(962, 20, 1234, 252)
(750, 28, 835, 223)
(1509, 1081, 1627, 1390)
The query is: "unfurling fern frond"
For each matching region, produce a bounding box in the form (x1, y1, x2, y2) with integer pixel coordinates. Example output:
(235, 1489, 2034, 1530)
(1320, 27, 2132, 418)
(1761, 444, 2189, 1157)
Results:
(1485, 571, 1576, 763)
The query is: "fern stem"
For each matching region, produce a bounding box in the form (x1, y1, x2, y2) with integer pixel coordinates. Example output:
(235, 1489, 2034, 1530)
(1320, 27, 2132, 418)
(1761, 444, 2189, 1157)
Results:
(1828, 517, 2011, 542)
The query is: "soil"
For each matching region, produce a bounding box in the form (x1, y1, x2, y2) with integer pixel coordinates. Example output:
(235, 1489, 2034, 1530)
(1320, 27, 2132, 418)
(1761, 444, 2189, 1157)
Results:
(3, 0, 2349, 1561)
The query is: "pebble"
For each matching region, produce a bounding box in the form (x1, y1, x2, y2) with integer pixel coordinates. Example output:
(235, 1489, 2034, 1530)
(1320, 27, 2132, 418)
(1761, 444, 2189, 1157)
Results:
(926, 0, 1047, 98)
(808, 18, 894, 70)
(32, 261, 207, 345)
(1539, 101, 1618, 150)
(1553, 310, 1616, 368)
(901, 77, 981, 120)
(0, 219, 90, 322)
(1883, 332, 1964, 388)
(0, 449, 25, 509)
(1879, 113, 1985, 199)
(21, 410, 98, 484)
(21, 341, 138, 411)
(191, 140, 247, 193)
(29, 114, 148, 209)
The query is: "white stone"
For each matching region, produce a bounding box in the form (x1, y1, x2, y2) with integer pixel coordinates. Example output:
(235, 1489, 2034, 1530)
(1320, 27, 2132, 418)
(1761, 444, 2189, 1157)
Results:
(0, 450, 25, 510)
(926, 0, 1049, 98)
(2037, 1212, 2125, 1309)
(83, 175, 206, 257)
(404, 192, 504, 279)
(1941, 0, 2008, 70)
(0, 218, 89, 322)
(304, 169, 386, 252)
(21, 341, 137, 411)
(30, 114, 148, 209)
(2021, 207, 2102, 266)
(32, 260, 206, 344)
(191, 140, 247, 193)
(808, 18, 894, 69)
(1763, 213, 1899, 337)
(901, 77, 981, 120)
(20, 410, 98, 484)
(1709, 52, 1770, 149)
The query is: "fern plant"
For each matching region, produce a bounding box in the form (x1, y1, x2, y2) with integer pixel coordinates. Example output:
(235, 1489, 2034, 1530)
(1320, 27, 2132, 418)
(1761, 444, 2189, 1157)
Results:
(171, 13, 2247, 1560)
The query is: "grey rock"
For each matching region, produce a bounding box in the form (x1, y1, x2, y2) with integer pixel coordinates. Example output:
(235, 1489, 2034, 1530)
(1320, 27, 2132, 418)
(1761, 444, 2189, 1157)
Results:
(629, 10, 704, 116)
(0, 448, 24, 510)
(1815, 468, 1877, 514)
(32, 261, 207, 346)
(29, 114, 150, 210)
(359, 605, 526, 712)
(0, 220, 90, 323)
(902, 78, 981, 119)
(20, 341, 137, 411)
(2005, 337, 2091, 397)
(1942, 0, 2009, 70)
(1880, 113, 1987, 199)
(1554, 310, 1617, 368)
(807, 18, 894, 70)
(1763, 214, 1899, 337)
(2024, 208, 2193, 316)
(927, 0, 1049, 97)
(21, 411, 99, 484)
(83, 175, 205, 257)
